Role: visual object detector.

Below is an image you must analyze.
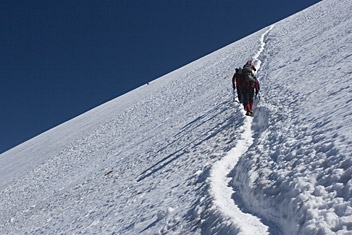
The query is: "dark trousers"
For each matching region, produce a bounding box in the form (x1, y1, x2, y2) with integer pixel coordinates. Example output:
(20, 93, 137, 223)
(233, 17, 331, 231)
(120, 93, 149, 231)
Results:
(241, 87, 255, 111)
(236, 87, 243, 103)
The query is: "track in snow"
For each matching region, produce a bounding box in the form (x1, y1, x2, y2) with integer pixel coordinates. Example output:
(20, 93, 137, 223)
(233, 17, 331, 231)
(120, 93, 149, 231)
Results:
(209, 25, 275, 235)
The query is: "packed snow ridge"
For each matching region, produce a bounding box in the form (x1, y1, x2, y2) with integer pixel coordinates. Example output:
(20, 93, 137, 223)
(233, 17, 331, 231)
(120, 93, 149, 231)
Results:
(0, 0, 352, 234)
(209, 25, 274, 235)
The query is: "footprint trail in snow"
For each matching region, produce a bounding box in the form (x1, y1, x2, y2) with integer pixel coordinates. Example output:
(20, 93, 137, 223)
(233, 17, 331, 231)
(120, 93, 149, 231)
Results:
(210, 25, 274, 235)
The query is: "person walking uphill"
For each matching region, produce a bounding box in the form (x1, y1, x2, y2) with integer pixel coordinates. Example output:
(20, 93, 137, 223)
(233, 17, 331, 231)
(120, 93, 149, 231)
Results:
(232, 68, 243, 103)
(241, 60, 259, 116)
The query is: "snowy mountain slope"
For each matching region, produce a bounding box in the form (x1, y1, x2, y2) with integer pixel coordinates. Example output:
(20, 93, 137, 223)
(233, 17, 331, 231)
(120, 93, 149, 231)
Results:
(0, 28, 262, 234)
(230, 0, 352, 234)
(208, 25, 275, 235)
(1, 0, 352, 234)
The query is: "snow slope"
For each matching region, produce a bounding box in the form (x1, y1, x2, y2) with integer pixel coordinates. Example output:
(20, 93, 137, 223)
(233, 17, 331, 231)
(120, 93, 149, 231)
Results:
(1, 0, 351, 234)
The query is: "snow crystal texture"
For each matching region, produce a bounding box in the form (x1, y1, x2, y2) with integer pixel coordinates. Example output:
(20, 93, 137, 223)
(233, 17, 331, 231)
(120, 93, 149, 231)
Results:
(0, 0, 351, 234)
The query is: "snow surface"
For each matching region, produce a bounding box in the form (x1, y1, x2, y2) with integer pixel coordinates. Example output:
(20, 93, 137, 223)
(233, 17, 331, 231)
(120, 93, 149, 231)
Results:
(1, 0, 352, 234)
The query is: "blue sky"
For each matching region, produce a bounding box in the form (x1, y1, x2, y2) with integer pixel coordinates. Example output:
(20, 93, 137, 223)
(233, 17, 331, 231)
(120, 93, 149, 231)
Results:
(0, 0, 320, 154)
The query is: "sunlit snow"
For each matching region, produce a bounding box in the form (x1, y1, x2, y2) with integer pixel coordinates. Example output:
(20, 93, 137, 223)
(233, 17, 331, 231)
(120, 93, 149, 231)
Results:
(1, 0, 351, 234)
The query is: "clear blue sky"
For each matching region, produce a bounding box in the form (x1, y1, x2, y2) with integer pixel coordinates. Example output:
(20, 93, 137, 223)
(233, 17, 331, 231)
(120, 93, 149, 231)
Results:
(0, 0, 320, 154)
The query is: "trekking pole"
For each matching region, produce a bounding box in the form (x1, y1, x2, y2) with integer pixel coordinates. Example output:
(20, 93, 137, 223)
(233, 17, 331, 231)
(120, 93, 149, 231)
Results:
(255, 92, 260, 101)
(232, 89, 236, 102)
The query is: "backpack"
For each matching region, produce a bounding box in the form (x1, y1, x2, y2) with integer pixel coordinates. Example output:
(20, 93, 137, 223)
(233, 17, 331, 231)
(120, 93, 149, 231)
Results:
(242, 66, 256, 84)
(235, 67, 242, 76)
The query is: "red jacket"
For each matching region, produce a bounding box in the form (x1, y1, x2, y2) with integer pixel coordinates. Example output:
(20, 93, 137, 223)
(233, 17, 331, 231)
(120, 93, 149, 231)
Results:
(233, 72, 259, 89)
(232, 73, 242, 88)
